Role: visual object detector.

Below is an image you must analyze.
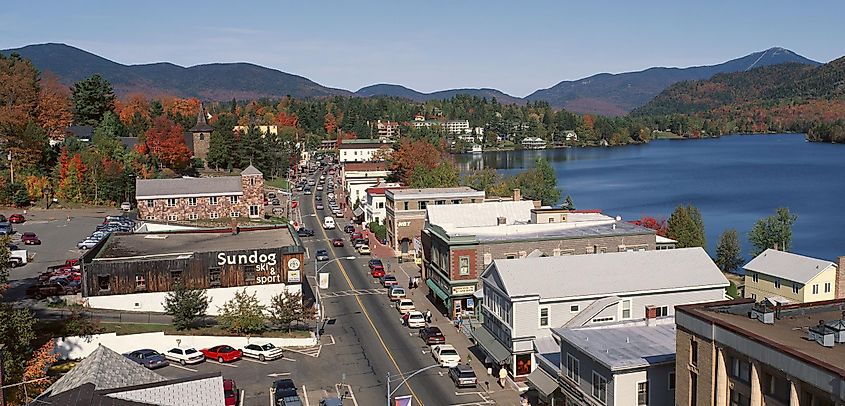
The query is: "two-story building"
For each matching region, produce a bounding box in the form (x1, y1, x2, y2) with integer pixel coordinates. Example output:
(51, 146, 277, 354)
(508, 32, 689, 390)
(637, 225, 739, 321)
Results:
(548, 317, 677, 406)
(385, 187, 486, 256)
(743, 249, 843, 304)
(373, 120, 400, 141)
(423, 201, 658, 319)
(340, 162, 392, 209)
(476, 247, 728, 380)
(338, 138, 391, 163)
(364, 183, 403, 225)
(136, 165, 265, 222)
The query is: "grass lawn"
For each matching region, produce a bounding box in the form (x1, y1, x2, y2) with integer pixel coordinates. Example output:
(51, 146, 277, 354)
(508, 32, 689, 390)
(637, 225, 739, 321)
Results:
(265, 177, 290, 189)
(652, 131, 685, 140)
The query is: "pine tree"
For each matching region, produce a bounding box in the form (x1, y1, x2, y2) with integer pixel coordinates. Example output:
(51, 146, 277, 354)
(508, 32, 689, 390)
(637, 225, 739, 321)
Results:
(715, 229, 743, 273)
(269, 291, 314, 332)
(667, 203, 706, 248)
(163, 283, 209, 330)
(562, 195, 575, 210)
(70, 74, 116, 126)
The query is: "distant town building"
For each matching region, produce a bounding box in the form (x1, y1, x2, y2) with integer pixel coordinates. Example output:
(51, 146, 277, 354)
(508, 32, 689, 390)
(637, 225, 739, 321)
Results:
(444, 119, 470, 134)
(338, 139, 391, 163)
(188, 104, 212, 162)
(563, 130, 578, 142)
(364, 182, 403, 225)
(232, 125, 279, 136)
(340, 162, 391, 209)
(373, 120, 400, 141)
(521, 137, 547, 149)
(743, 249, 843, 304)
(136, 165, 265, 222)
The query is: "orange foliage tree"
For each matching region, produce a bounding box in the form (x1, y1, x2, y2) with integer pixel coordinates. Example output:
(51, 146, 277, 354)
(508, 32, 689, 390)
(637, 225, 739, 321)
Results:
(161, 97, 200, 119)
(389, 139, 444, 184)
(144, 116, 192, 171)
(36, 71, 73, 141)
(20, 339, 58, 402)
(116, 93, 151, 125)
(275, 111, 299, 128)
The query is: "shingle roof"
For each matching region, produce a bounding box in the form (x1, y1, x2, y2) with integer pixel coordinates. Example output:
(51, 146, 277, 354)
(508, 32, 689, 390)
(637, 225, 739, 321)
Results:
(240, 164, 262, 176)
(189, 104, 212, 132)
(743, 249, 835, 283)
(553, 319, 677, 371)
(484, 247, 727, 299)
(136, 176, 242, 199)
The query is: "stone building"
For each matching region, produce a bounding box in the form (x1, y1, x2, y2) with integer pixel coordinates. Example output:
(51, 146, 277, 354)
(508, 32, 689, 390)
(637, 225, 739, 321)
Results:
(189, 103, 212, 163)
(136, 165, 264, 222)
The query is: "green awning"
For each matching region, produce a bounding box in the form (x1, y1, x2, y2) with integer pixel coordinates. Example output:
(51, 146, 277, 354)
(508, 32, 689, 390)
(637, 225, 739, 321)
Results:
(426, 279, 449, 302)
(471, 325, 511, 364)
(527, 368, 559, 397)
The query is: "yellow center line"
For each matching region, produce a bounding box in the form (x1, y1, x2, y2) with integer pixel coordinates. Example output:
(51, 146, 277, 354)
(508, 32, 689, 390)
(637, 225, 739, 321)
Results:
(312, 193, 425, 406)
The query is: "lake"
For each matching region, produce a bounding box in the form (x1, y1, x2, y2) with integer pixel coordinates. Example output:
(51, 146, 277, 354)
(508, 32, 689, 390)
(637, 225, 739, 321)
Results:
(454, 134, 845, 263)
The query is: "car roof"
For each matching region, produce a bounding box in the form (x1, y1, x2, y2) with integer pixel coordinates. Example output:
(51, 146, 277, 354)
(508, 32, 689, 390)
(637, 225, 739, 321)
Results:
(383, 275, 396, 279)
(134, 349, 159, 354)
(426, 326, 442, 333)
(454, 364, 475, 372)
(407, 311, 423, 316)
(437, 344, 456, 350)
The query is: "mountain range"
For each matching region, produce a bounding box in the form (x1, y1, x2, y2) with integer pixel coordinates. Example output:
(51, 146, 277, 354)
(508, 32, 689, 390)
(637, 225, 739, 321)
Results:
(1, 43, 821, 116)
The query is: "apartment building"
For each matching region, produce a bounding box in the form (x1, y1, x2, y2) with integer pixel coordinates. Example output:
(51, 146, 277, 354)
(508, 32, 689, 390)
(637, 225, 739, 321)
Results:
(385, 187, 486, 256)
(675, 299, 845, 406)
(338, 138, 391, 163)
(374, 120, 400, 141)
(136, 165, 264, 222)
(423, 201, 657, 319)
(743, 249, 843, 304)
(476, 248, 728, 379)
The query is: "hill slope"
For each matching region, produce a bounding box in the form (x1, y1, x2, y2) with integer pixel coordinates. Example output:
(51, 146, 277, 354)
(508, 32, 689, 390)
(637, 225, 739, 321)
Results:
(355, 84, 525, 105)
(526, 47, 820, 116)
(1, 43, 352, 100)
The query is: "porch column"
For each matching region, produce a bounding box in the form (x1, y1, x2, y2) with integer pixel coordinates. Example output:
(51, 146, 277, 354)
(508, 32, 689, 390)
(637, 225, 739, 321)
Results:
(715, 347, 728, 406)
(750, 361, 762, 406)
(789, 378, 800, 406)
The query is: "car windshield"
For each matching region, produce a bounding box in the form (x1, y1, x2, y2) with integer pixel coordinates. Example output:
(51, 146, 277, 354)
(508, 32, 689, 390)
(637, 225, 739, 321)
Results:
(457, 370, 476, 378)
(261, 343, 276, 350)
(384, 276, 396, 281)
(184, 348, 197, 354)
(440, 349, 458, 356)
(392, 288, 405, 294)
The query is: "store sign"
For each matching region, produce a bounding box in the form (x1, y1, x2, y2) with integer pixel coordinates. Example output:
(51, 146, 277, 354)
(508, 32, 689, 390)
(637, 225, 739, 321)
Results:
(451, 285, 475, 295)
(287, 270, 301, 283)
(216, 250, 280, 284)
(397, 221, 411, 227)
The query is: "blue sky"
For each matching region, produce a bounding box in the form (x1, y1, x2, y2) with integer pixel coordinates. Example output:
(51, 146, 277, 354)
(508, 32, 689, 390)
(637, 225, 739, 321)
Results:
(2, 1, 843, 97)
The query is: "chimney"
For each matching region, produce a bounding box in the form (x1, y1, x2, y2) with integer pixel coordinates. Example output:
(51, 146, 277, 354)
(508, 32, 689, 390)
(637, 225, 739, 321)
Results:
(773, 243, 779, 251)
(497, 217, 507, 225)
(513, 188, 521, 201)
(645, 305, 657, 319)
(836, 256, 845, 299)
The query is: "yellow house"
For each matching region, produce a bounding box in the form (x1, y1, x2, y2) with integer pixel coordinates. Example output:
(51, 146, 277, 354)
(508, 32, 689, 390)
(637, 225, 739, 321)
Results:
(743, 249, 838, 304)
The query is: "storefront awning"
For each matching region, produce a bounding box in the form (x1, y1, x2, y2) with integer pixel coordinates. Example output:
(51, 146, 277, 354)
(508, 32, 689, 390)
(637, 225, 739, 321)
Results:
(471, 325, 511, 364)
(426, 279, 449, 303)
(353, 207, 364, 217)
(527, 368, 559, 397)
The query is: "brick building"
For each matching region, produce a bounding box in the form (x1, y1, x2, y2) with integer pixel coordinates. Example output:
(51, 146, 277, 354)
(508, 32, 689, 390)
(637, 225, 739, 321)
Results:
(136, 165, 264, 222)
(422, 201, 657, 318)
(675, 299, 845, 406)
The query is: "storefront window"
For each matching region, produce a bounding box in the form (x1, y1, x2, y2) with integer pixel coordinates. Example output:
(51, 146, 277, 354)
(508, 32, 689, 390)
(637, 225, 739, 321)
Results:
(515, 353, 532, 376)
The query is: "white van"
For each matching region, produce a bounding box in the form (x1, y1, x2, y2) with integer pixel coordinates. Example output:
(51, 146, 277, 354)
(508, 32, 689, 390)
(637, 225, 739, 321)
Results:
(323, 216, 336, 230)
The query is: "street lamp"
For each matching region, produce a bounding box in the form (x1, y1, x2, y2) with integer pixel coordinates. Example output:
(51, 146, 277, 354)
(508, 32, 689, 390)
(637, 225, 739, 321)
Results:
(386, 364, 439, 406)
(42, 185, 53, 209)
(314, 256, 356, 341)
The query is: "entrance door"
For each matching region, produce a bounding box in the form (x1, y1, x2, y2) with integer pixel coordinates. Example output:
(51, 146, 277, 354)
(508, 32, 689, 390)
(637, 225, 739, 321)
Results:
(400, 239, 409, 254)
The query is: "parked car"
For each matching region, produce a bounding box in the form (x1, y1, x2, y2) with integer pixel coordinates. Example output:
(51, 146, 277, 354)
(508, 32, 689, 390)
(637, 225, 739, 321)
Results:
(357, 245, 371, 255)
(8, 214, 25, 224)
(370, 265, 385, 278)
(449, 364, 478, 388)
(343, 224, 355, 233)
(396, 299, 416, 314)
(200, 345, 242, 363)
(432, 344, 461, 368)
(387, 286, 406, 301)
(242, 342, 284, 361)
(297, 228, 314, 237)
(352, 238, 368, 249)
(303, 188, 312, 195)
(0, 223, 13, 235)
(271, 198, 281, 206)
(120, 202, 132, 211)
(21, 232, 41, 245)
(25, 279, 79, 299)
(331, 238, 344, 247)
(402, 311, 426, 328)
(77, 239, 100, 249)
(164, 347, 205, 365)
(316, 185, 324, 191)
(419, 326, 446, 345)
(273, 378, 302, 406)
(268, 192, 277, 199)
(316, 203, 324, 210)
(380, 274, 398, 287)
(124, 349, 169, 369)
(223, 378, 239, 406)
(319, 398, 343, 406)
(315, 249, 330, 261)
(368, 259, 383, 270)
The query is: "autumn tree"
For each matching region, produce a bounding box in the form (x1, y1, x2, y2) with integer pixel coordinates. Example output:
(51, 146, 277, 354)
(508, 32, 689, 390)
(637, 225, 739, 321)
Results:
(667, 204, 706, 248)
(36, 71, 73, 141)
(409, 162, 460, 188)
(71, 74, 116, 126)
(748, 207, 798, 256)
(217, 289, 267, 335)
(18, 339, 58, 403)
(0, 53, 39, 144)
(144, 115, 192, 171)
(389, 139, 443, 184)
(631, 216, 669, 237)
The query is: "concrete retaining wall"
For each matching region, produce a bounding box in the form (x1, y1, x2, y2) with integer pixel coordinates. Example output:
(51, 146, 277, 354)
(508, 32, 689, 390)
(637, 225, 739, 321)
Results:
(55, 331, 316, 360)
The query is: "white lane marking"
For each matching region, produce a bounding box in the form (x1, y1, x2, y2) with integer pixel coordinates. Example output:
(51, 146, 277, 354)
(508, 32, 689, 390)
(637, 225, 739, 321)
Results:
(302, 384, 311, 406)
(240, 357, 267, 365)
(335, 384, 359, 406)
(206, 360, 239, 367)
(267, 372, 291, 377)
(168, 364, 197, 372)
(281, 357, 298, 362)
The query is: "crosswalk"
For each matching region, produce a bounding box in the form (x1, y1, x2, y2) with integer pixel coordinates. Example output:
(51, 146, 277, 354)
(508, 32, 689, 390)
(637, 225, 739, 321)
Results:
(321, 288, 387, 298)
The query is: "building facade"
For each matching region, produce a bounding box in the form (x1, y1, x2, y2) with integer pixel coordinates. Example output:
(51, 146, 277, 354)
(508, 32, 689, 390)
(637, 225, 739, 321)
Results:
(675, 299, 845, 406)
(340, 162, 391, 208)
(364, 183, 403, 225)
(136, 166, 265, 222)
(338, 139, 391, 163)
(374, 120, 400, 141)
(189, 104, 212, 162)
(743, 249, 843, 304)
(477, 248, 728, 379)
(385, 187, 486, 256)
(423, 201, 658, 319)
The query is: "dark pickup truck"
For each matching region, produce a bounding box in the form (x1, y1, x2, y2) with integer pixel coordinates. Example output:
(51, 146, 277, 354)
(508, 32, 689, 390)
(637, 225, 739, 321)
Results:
(26, 278, 81, 299)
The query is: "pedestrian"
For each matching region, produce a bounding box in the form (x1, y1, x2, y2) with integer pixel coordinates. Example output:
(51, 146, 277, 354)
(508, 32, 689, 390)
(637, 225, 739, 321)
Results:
(409, 277, 414, 289)
(455, 313, 463, 330)
(425, 309, 432, 323)
(498, 365, 507, 388)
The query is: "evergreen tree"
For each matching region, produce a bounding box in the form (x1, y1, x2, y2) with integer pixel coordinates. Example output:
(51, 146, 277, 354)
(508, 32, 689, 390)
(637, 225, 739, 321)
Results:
(748, 207, 798, 256)
(715, 229, 743, 273)
(93, 111, 127, 159)
(217, 289, 266, 335)
(667, 204, 706, 248)
(163, 283, 209, 330)
(562, 195, 576, 210)
(70, 74, 115, 126)
(149, 100, 163, 118)
(516, 158, 561, 206)
(269, 291, 314, 332)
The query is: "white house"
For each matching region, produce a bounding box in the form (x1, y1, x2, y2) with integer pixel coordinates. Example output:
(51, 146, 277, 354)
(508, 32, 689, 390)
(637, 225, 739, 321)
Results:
(340, 162, 392, 209)
(521, 137, 547, 149)
(475, 247, 728, 379)
(364, 182, 403, 225)
(338, 139, 391, 163)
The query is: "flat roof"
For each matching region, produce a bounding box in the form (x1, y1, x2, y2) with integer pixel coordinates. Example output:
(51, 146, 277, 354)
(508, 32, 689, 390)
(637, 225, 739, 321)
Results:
(678, 299, 845, 379)
(95, 228, 298, 261)
(435, 220, 654, 243)
(553, 318, 677, 371)
(387, 187, 484, 200)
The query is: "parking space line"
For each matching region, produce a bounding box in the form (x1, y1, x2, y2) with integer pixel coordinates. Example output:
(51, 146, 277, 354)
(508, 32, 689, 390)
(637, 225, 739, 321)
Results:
(281, 357, 297, 362)
(302, 384, 310, 406)
(168, 364, 197, 372)
(335, 384, 358, 406)
(206, 360, 239, 367)
(240, 357, 267, 365)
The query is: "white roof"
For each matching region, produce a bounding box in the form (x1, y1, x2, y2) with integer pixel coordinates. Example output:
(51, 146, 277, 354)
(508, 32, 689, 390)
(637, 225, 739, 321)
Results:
(427, 200, 535, 228)
(553, 318, 677, 371)
(655, 235, 677, 244)
(483, 247, 727, 299)
(743, 249, 835, 283)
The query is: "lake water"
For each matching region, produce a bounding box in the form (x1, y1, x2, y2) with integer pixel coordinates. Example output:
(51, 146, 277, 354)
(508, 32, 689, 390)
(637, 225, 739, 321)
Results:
(455, 134, 845, 263)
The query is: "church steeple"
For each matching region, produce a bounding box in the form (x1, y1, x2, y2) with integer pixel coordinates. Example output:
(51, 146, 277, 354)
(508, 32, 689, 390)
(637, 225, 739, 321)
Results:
(190, 102, 213, 132)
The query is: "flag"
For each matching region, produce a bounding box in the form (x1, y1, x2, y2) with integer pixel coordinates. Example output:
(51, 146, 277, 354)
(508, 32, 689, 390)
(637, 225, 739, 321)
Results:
(394, 395, 412, 406)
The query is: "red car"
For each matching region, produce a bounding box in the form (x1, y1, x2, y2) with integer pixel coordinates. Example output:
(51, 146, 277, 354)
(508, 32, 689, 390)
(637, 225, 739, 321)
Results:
(371, 266, 385, 278)
(9, 214, 25, 224)
(201, 345, 242, 363)
(223, 378, 239, 406)
(332, 238, 344, 247)
(21, 232, 41, 245)
(419, 326, 446, 345)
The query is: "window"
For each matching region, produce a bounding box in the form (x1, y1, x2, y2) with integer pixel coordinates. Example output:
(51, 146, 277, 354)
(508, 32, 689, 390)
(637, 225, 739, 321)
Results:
(566, 354, 579, 382)
(403, 202, 409, 210)
(668, 371, 676, 390)
(230, 195, 239, 204)
(591, 372, 607, 404)
(730, 357, 751, 383)
(188, 213, 198, 221)
(210, 212, 219, 219)
(621, 299, 632, 319)
(244, 265, 256, 284)
(539, 307, 549, 327)
(168, 214, 178, 221)
(592, 316, 614, 323)
(377, 202, 384, 209)
(548, 217, 555, 223)
(134, 274, 146, 291)
(145, 199, 154, 208)
(825, 282, 832, 293)
(812, 284, 820, 294)
(505, 253, 517, 259)
(170, 271, 182, 285)
(187, 197, 197, 206)
(209, 268, 221, 287)
(655, 306, 669, 317)
(570, 304, 580, 313)
(752, 273, 759, 282)
(751, 293, 757, 300)
(145, 215, 155, 220)
(483, 252, 492, 265)
(729, 389, 750, 406)
(690, 338, 698, 366)
(249, 177, 255, 186)
(209, 196, 218, 205)
(230, 211, 240, 218)
(452, 199, 461, 204)
(792, 283, 800, 294)
(774, 278, 781, 289)
(418, 201, 427, 209)
(97, 275, 110, 291)
(637, 381, 649, 405)
(249, 205, 259, 217)
(459, 256, 470, 276)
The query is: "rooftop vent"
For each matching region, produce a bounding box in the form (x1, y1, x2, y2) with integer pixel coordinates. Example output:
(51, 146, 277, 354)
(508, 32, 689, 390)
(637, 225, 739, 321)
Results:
(809, 320, 836, 348)
(497, 217, 507, 225)
(750, 302, 775, 324)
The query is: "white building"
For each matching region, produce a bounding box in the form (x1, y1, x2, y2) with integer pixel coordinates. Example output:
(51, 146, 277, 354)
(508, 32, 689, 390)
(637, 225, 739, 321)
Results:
(340, 162, 392, 209)
(521, 137, 547, 149)
(338, 139, 391, 163)
(364, 182, 403, 225)
(373, 120, 400, 141)
(475, 247, 728, 379)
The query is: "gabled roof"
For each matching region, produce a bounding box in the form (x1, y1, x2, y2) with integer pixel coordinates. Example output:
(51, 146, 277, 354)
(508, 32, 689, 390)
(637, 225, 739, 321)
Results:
(136, 176, 242, 199)
(482, 247, 727, 300)
(240, 164, 262, 176)
(743, 249, 835, 283)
